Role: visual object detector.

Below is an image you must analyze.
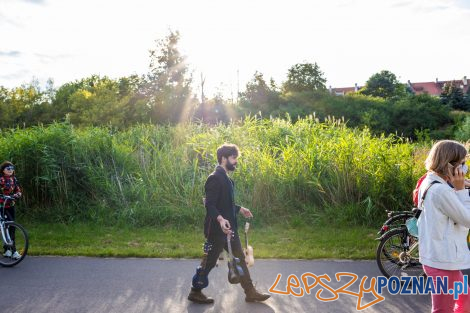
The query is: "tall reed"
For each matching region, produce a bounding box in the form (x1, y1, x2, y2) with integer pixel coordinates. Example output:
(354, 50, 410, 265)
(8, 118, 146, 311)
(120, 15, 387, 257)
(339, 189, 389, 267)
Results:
(0, 117, 423, 226)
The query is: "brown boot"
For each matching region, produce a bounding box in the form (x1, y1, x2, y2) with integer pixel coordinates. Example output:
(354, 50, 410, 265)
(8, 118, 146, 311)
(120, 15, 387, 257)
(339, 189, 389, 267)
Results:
(245, 286, 271, 302)
(188, 288, 214, 304)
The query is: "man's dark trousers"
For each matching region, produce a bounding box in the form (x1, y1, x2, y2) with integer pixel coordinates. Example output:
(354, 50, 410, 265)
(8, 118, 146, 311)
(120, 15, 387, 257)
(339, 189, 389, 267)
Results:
(196, 232, 253, 291)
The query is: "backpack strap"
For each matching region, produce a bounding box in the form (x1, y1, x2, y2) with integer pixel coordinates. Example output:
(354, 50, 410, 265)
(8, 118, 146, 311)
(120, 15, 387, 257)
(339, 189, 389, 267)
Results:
(415, 180, 441, 219)
(420, 180, 441, 206)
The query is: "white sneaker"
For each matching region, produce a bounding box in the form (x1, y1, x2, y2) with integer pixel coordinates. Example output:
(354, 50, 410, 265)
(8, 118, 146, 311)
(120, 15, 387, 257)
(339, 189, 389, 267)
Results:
(12, 251, 21, 259)
(3, 250, 12, 257)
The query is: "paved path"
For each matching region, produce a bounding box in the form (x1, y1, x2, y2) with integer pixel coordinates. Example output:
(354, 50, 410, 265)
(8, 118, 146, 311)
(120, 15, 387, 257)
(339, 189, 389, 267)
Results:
(0, 257, 444, 313)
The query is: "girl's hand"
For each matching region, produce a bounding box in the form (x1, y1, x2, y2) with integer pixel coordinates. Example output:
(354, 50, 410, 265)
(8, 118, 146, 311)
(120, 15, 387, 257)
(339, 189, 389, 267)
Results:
(449, 165, 466, 190)
(465, 179, 470, 188)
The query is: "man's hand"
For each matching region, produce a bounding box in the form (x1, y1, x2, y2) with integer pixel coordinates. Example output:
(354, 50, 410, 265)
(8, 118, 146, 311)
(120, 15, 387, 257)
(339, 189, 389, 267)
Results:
(13, 192, 21, 198)
(240, 207, 253, 218)
(217, 215, 232, 235)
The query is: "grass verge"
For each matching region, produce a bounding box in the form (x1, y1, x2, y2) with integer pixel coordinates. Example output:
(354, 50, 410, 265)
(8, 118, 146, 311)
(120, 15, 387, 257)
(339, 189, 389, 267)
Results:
(24, 222, 379, 259)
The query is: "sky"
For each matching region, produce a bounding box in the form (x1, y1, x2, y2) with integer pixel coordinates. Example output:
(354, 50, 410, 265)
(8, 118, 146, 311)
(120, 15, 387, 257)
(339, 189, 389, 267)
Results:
(1, 0, 470, 98)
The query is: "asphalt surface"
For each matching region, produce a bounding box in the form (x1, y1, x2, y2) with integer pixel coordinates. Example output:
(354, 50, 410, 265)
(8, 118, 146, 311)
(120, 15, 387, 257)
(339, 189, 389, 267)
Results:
(0, 257, 450, 313)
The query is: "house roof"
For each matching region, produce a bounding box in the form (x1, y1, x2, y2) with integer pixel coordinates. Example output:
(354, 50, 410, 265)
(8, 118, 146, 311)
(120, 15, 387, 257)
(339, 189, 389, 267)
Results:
(409, 80, 470, 96)
(409, 82, 442, 95)
(331, 87, 357, 94)
(330, 77, 469, 96)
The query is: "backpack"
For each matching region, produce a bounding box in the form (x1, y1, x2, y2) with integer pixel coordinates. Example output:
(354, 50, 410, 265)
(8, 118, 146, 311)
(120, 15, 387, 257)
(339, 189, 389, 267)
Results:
(412, 174, 427, 207)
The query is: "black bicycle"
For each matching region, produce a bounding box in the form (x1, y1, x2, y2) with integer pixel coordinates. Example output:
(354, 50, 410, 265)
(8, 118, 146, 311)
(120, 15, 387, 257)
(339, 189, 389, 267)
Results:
(375, 209, 424, 279)
(0, 195, 28, 267)
(376, 210, 414, 238)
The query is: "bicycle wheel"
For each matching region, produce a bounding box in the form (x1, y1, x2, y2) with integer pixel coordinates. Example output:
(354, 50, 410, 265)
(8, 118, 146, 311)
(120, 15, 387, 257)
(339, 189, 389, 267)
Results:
(0, 222, 29, 267)
(376, 227, 424, 279)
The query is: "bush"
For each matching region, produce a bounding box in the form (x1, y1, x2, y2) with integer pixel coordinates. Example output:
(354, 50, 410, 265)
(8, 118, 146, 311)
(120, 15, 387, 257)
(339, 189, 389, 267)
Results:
(454, 115, 470, 142)
(0, 118, 422, 227)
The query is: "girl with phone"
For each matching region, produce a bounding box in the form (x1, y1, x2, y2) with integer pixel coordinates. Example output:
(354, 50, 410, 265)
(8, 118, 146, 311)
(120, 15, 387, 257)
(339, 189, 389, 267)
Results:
(418, 140, 470, 312)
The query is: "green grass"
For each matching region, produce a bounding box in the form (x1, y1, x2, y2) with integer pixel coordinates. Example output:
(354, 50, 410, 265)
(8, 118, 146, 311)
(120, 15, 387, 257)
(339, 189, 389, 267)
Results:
(0, 119, 421, 228)
(25, 222, 379, 259)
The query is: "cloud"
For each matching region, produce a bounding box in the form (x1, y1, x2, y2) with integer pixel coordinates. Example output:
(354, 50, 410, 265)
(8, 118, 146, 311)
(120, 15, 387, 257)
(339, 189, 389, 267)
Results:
(390, 1, 413, 8)
(454, 0, 470, 10)
(0, 0, 46, 4)
(0, 69, 30, 80)
(384, 0, 454, 13)
(0, 51, 21, 57)
(34, 53, 73, 64)
(416, 5, 451, 13)
(20, 0, 46, 4)
(0, 12, 22, 27)
(336, 0, 358, 7)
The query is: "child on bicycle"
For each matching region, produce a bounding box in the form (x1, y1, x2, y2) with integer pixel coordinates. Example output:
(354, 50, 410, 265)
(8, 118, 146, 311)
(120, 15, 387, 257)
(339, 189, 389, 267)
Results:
(0, 161, 22, 259)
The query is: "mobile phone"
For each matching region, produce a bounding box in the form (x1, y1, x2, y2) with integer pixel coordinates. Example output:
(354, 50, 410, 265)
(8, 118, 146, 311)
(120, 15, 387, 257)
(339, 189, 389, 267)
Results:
(448, 162, 464, 175)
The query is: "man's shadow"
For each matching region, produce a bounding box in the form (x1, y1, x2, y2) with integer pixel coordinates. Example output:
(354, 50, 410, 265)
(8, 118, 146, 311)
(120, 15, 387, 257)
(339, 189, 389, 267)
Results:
(187, 302, 275, 313)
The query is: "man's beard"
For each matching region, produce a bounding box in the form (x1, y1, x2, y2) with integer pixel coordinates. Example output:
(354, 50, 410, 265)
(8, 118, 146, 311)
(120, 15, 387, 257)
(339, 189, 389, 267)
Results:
(226, 161, 237, 171)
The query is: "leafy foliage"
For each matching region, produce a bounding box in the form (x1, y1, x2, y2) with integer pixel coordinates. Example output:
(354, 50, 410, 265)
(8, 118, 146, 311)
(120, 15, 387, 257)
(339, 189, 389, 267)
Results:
(283, 62, 327, 93)
(238, 72, 283, 115)
(441, 81, 469, 111)
(145, 30, 194, 123)
(0, 36, 459, 142)
(359, 70, 406, 99)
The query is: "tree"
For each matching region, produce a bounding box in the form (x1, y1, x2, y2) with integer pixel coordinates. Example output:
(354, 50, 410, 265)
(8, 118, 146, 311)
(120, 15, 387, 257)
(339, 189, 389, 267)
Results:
(360, 70, 405, 99)
(441, 81, 469, 111)
(52, 74, 151, 127)
(51, 75, 104, 121)
(67, 76, 124, 126)
(239, 71, 282, 114)
(146, 30, 193, 123)
(117, 75, 151, 126)
(0, 80, 50, 128)
(282, 62, 326, 93)
(0, 86, 14, 128)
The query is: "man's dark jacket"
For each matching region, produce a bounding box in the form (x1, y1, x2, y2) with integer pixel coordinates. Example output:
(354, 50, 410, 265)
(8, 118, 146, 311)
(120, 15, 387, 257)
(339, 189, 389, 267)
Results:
(204, 166, 241, 239)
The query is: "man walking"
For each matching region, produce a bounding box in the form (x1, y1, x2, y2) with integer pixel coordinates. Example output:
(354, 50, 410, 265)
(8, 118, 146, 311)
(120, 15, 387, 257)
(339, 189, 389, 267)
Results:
(188, 144, 271, 304)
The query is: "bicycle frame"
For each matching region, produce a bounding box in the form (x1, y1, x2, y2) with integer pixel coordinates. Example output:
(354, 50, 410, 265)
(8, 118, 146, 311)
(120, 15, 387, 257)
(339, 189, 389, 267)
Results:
(379, 210, 421, 263)
(399, 233, 419, 264)
(0, 196, 14, 247)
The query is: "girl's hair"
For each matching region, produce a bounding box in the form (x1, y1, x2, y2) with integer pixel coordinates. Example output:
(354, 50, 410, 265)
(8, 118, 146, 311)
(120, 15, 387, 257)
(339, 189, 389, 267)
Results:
(425, 140, 467, 175)
(0, 161, 14, 173)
